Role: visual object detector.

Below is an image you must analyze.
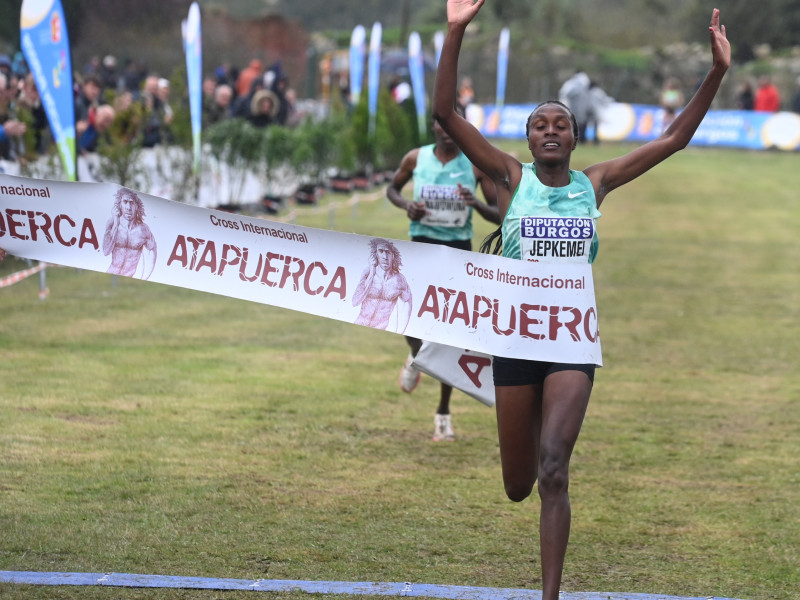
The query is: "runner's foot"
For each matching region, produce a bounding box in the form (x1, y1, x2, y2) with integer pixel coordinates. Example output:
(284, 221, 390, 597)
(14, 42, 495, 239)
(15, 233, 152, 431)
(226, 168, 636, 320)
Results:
(433, 413, 455, 442)
(398, 353, 421, 393)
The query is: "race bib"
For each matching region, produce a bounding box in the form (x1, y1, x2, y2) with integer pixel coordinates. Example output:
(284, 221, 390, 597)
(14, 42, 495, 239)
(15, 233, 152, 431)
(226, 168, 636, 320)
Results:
(520, 216, 594, 263)
(418, 184, 468, 228)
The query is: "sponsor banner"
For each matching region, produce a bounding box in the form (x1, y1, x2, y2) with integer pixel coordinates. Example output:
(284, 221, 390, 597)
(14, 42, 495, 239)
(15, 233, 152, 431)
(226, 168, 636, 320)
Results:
(184, 2, 202, 173)
(20, 0, 76, 180)
(0, 174, 602, 365)
(412, 341, 495, 407)
(469, 102, 800, 151)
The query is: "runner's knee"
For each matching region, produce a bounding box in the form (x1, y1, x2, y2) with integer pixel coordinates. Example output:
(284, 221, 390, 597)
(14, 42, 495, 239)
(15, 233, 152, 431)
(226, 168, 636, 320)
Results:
(537, 452, 569, 499)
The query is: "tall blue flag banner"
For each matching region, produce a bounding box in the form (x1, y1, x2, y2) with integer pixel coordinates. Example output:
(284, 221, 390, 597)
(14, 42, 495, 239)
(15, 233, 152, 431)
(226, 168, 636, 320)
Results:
(20, 0, 76, 181)
(433, 31, 444, 67)
(408, 32, 427, 137)
(367, 22, 382, 138)
(496, 28, 510, 110)
(184, 2, 202, 174)
(349, 25, 366, 106)
(485, 27, 509, 136)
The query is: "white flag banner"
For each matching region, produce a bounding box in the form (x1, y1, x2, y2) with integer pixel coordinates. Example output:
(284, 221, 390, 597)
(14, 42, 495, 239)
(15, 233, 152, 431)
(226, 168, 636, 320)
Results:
(412, 341, 495, 407)
(0, 175, 602, 365)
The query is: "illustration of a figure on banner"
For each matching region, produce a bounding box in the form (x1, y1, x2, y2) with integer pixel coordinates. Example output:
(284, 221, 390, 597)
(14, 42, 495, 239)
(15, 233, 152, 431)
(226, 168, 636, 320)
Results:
(352, 238, 412, 333)
(103, 188, 157, 279)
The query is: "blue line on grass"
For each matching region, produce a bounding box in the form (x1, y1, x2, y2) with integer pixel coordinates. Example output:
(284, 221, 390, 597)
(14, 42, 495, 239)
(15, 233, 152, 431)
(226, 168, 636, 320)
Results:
(0, 570, 748, 600)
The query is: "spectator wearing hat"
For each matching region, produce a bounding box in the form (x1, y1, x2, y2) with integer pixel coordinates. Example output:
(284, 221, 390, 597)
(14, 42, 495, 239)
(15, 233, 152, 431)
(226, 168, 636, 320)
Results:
(231, 76, 264, 120)
(100, 55, 120, 92)
(248, 89, 279, 128)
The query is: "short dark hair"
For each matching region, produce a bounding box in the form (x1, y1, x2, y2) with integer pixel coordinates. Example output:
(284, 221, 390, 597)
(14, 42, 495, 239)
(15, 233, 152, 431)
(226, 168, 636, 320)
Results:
(525, 100, 579, 140)
(83, 74, 102, 88)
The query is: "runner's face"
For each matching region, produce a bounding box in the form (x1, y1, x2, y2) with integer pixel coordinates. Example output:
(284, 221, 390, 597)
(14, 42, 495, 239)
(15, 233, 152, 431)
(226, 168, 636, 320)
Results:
(526, 105, 576, 163)
(376, 244, 393, 269)
(432, 120, 455, 147)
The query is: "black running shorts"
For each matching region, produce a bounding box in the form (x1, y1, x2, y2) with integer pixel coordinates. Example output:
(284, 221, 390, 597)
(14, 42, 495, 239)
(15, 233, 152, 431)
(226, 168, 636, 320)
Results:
(492, 356, 595, 386)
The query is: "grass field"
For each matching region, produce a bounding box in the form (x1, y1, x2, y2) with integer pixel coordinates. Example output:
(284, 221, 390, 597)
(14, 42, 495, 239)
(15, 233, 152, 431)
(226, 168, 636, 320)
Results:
(1, 143, 799, 600)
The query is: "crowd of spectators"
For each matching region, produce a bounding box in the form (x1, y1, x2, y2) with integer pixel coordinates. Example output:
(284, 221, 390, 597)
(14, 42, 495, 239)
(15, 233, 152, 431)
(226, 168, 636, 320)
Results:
(2, 47, 800, 172)
(0, 51, 303, 170)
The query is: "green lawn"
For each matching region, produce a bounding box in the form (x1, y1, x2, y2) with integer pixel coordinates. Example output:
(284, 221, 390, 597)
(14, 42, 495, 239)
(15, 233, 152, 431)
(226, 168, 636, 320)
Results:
(1, 143, 798, 600)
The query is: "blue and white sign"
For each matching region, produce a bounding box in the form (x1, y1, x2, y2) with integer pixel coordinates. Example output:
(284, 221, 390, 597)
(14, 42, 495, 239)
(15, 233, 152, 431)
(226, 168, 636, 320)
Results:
(349, 25, 366, 106)
(367, 22, 382, 137)
(20, 0, 76, 180)
(184, 2, 202, 173)
(408, 32, 427, 137)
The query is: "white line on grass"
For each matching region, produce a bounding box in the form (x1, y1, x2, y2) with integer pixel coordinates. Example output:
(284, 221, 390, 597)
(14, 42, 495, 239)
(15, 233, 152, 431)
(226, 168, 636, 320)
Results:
(0, 571, 749, 600)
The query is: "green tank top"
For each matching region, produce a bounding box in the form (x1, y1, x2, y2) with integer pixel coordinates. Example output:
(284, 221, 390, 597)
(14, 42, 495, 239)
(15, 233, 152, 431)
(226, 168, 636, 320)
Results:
(502, 163, 601, 263)
(409, 144, 476, 241)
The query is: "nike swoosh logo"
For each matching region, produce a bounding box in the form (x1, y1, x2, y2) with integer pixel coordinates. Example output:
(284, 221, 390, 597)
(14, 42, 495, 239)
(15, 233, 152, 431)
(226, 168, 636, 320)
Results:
(450, 171, 467, 178)
(568, 191, 587, 198)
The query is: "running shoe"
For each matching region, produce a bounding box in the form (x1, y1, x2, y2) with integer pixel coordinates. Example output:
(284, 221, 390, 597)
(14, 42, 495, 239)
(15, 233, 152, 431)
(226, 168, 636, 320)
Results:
(433, 413, 455, 442)
(398, 352, 421, 393)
